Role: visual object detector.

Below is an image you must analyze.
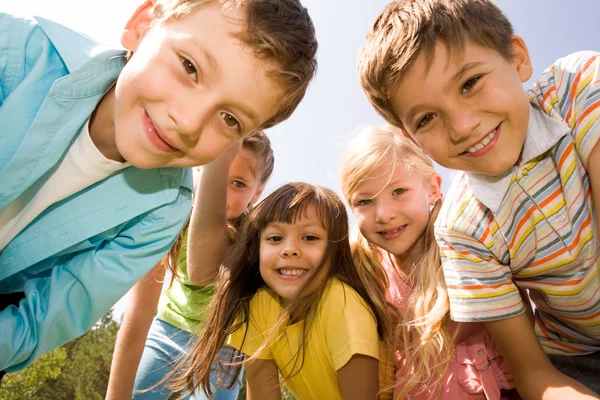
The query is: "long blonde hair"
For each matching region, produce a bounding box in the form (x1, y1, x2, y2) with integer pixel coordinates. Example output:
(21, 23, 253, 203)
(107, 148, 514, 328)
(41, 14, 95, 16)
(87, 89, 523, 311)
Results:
(341, 126, 452, 398)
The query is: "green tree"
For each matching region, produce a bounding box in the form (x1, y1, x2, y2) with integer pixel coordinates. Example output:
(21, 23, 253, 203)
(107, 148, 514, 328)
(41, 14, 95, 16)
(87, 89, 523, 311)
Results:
(0, 310, 119, 400)
(0, 348, 67, 400)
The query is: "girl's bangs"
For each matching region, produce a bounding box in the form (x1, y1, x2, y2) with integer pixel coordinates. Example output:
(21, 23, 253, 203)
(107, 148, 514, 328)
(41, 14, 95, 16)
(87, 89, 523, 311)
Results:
(255, 184, 339, 233)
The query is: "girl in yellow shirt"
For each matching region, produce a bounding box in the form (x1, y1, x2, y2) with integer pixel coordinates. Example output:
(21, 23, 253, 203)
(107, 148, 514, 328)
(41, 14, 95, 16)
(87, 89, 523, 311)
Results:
(171, 182, 394, 399)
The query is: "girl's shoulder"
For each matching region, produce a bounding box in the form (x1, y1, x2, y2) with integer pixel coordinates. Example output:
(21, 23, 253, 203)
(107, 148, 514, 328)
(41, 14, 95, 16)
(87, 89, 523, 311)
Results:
(248, 286, 284, 317)
(320, 278, 374, 316)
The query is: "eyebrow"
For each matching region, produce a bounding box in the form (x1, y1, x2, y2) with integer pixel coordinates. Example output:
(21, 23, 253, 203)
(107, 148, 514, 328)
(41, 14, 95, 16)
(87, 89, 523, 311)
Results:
(230, 174, 249, 182)
(352, 179, 410, 199)
(190, 37, 222, 77)
(404, 61, 484, 126)
(190, 37, 260, 127)
(445, 61, 484, 91)
(267, 222, 325, 230)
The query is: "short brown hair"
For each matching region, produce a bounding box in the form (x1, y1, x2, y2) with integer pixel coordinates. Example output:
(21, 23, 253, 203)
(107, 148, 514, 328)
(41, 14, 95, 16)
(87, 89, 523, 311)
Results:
(242, 130, 274, 185)
(151, 0, 318, 129)
(357, 0, 513, 128)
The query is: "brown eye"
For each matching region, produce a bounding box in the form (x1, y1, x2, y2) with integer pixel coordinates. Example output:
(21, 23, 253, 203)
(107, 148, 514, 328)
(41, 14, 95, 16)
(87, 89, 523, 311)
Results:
(220, 112, 242, 134)
(417, 114, 436, 129)
(461, 76, 481, 95)
(181, 57, 197, 80)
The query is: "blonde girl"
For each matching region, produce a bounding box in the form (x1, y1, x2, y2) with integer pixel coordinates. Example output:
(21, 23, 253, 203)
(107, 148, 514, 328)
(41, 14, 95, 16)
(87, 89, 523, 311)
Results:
(341, 126, 517, 399)
(171, 182, 394, 399)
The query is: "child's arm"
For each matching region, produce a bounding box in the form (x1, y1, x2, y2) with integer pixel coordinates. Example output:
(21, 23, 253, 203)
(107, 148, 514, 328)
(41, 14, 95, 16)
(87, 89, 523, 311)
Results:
(187, 142, 241, 285)
(485, 314, 599, 399)
(588, 145, 600, 232)
(105, 260, 166, 400)
(337, 354, 380, 400)
(0, 189, 191, 372)
(325, 282, 382, 399)
(244, 358, 281, 400)
(532, 51, 600, 240)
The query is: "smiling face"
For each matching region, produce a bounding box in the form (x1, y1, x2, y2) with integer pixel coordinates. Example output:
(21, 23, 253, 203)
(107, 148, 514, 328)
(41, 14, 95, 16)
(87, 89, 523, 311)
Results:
(259, 205, 330, 302)
(390, 37, 533, 176)
(350, 161, 441, 262)
(114, 1, 285, 168)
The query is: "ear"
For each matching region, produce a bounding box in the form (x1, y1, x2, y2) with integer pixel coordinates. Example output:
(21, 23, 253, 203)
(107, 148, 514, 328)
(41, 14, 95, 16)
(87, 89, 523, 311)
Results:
(511, 35, 533, 83)
(121, 0, 154, 51)
(427, 173, 443, 205)
(250, 185, 265, 206)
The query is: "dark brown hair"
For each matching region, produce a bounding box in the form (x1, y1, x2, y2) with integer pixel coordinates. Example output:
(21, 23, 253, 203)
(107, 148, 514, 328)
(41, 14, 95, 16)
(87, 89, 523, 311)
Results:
(169, 182, 391, 397)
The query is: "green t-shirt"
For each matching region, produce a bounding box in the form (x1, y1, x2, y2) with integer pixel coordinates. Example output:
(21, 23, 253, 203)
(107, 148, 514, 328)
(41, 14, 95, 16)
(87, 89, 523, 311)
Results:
(156, 230, 216, 333)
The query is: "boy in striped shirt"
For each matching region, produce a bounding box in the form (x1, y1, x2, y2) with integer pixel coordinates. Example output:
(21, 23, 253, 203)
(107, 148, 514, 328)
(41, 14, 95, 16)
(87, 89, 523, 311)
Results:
(357, 0, 600, 398)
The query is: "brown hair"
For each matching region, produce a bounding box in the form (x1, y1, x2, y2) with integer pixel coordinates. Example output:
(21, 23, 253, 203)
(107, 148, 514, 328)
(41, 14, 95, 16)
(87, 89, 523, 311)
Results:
(169, 182, 392, 397)
(357, 0, 513, 128)
(242, 130, 275, 186)
(150, 0, 318, 129)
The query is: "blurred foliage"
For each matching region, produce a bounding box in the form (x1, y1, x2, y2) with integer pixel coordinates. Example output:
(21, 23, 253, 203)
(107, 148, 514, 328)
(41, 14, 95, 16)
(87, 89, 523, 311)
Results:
(0, 310, 119, 400)
(0, 309, 299, 400)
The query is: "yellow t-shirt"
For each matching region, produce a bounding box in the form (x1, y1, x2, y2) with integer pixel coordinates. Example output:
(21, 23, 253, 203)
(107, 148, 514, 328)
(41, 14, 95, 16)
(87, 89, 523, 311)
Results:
(228, 278, 393, 399)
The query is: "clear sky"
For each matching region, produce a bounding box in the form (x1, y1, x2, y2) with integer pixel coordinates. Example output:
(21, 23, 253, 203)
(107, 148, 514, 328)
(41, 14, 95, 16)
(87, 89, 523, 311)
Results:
(5, 0, 598, 318)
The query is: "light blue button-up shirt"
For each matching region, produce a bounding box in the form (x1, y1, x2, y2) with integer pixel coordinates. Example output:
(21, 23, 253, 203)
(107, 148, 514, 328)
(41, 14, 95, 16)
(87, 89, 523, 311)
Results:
(0, 13, 193, 371)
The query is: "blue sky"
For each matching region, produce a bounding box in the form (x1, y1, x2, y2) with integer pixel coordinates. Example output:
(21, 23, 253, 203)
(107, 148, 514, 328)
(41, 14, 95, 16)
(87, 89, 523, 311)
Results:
(6, 0, 599, 318)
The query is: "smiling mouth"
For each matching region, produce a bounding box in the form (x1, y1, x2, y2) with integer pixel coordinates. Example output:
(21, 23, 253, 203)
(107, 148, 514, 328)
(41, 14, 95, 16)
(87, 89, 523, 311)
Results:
(143, 111, 178, 153)
(378, 225, 407, 239)
(460, 124, 500, 157)
(277, 268, 309, 277)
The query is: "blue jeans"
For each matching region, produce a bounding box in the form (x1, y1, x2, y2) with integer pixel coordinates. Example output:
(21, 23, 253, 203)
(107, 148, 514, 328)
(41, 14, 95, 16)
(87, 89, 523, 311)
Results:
(133, 318, 242, 400)
(548, 351, 600, 394)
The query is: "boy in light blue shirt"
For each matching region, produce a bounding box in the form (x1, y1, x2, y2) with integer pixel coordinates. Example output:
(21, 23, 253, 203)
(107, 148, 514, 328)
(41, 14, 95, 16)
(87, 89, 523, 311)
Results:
(0, 0, 317, 374)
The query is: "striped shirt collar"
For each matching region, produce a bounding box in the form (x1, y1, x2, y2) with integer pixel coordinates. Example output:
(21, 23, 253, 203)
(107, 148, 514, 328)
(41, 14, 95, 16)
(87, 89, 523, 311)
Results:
(465, 104, 571, 213)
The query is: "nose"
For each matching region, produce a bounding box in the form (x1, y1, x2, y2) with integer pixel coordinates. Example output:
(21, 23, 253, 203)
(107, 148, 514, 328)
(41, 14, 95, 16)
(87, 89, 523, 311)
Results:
(374, 201, 396, 224)
(168, 99, 209, 140)
(281, 240, 301, 258)
(447, 108, 480, 145)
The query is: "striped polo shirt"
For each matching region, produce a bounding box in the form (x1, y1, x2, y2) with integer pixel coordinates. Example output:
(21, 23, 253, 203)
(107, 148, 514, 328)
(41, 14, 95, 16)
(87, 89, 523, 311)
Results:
(436, 51, 600, 355)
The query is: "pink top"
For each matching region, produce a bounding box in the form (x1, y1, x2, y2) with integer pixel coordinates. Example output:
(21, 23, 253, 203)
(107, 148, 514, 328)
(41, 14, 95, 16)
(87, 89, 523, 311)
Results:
(382, 255, 516, 399)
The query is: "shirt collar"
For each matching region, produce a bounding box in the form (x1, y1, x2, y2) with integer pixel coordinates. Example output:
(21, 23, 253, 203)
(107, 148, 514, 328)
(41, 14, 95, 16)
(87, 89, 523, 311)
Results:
(465, 104, 571, 213)
(34, 15, 111, 73)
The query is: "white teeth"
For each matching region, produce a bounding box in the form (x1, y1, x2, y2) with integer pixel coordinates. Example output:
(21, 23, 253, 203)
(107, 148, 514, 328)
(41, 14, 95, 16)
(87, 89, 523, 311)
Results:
(279, 269, 307, 276)
(467, 129, 496, 153)
(381, 226, 403, 235)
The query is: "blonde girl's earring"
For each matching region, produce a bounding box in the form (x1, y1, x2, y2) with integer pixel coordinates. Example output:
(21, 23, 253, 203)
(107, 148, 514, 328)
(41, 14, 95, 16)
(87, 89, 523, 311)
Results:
(429, 202, 435, 213)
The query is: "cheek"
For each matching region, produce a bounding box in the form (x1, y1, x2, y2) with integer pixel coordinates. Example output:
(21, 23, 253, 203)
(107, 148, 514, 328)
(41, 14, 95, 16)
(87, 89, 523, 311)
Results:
(190, 134, 232, 165)
(258, 245, 270, 270)
(355, 211, 374, 234)
(418, 133, 444, 156)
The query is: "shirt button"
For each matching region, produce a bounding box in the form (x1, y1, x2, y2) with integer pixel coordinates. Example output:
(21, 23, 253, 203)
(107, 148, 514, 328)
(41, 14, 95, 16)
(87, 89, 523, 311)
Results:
(477, 349, 484, 356)
(556, 215, 567, 223)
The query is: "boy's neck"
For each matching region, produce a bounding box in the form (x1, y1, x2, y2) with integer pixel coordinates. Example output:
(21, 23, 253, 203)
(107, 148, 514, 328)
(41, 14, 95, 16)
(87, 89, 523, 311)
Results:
(89, 86, 124, 162)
